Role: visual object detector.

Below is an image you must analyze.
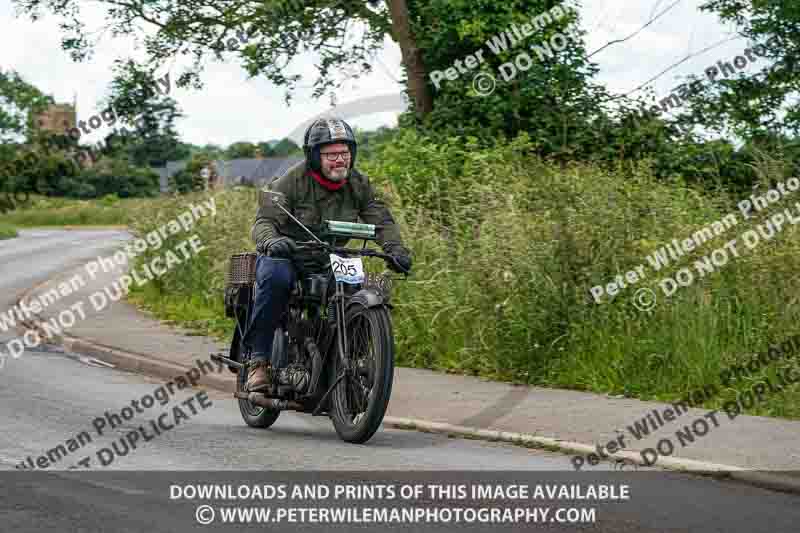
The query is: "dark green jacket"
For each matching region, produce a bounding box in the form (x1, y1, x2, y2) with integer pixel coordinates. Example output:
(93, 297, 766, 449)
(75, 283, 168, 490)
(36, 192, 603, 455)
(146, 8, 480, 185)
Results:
(251, 160, 407, 268)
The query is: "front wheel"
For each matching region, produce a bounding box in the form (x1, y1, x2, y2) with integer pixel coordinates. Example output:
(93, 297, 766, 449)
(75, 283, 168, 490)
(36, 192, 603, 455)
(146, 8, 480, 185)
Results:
(331, 305, 395, 444)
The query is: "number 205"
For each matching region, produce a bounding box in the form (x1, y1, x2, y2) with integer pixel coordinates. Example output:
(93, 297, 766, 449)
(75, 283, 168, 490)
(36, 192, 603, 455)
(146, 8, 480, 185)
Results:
(333, 261, 357, 276)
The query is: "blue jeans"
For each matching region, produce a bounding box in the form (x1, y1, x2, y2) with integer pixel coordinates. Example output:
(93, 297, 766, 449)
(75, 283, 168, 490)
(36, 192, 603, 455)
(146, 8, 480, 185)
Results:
(243, 256, 297, 366)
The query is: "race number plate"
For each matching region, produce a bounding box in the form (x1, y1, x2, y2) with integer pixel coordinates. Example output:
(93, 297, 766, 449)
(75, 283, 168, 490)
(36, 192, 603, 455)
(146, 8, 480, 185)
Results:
(329, 254, 365, 285)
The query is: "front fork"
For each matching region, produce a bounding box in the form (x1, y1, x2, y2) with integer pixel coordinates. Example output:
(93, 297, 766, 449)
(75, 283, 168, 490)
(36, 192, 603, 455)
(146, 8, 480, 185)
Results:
(335, 281, 371, 413)
(335, 281, 350, 372)
(312, 281, 352, 416)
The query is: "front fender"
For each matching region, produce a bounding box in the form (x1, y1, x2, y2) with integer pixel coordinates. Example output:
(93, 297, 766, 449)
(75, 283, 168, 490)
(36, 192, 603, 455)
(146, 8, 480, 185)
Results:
(346, 288, 393, 311)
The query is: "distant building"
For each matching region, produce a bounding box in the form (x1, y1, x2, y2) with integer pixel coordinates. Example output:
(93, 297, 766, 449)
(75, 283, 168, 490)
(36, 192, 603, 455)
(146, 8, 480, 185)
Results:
(34, 103, 76, 134)
(153, 160, 189, 193)
(151, 157, 303, 193)
(213, 158, 304, 189)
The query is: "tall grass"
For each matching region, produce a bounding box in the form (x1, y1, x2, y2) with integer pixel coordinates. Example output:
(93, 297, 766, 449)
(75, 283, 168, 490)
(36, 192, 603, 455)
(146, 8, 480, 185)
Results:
(126, 188, 256, 339)
(126, 133, 800, 419)
(0, 222, 17, 239)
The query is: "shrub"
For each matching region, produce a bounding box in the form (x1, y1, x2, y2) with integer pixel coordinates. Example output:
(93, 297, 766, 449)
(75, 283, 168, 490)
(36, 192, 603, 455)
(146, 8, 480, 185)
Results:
(79, 159, 160, 198)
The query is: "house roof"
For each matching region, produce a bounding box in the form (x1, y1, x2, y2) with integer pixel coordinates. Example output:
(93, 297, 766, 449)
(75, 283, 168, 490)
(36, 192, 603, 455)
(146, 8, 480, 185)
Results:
(152, 157, 304, 191)
(258, 158, 305, 184)
(214, 157, 304, 187)
(214, 159, 264, 179)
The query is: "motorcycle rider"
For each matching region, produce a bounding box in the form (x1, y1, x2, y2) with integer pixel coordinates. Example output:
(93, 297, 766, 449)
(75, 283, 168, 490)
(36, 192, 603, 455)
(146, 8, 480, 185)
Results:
(243, 117, 412, 392)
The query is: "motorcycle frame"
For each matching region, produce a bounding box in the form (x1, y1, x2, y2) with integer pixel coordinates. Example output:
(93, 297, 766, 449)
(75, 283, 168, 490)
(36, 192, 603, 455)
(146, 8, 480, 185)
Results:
(216, 191, 405, 414)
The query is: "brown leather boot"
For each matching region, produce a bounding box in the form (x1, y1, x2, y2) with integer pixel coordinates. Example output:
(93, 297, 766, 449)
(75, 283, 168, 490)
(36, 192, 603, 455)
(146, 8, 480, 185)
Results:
(247, 360, 272, 392)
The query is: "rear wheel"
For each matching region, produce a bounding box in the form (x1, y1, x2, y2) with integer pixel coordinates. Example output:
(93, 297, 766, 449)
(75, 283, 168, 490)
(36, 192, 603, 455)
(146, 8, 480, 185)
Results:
(330, 305, 395, 443)
(237, 328, 283, 429)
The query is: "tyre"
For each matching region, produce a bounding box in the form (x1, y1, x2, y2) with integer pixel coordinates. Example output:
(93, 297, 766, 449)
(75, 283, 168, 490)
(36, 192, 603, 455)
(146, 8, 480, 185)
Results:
(237, 327, 283, 429)
(330, 305, 395, 444)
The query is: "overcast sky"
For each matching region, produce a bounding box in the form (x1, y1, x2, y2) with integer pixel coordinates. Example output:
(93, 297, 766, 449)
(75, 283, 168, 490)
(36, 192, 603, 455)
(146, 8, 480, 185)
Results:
(1, 0, 754, 148)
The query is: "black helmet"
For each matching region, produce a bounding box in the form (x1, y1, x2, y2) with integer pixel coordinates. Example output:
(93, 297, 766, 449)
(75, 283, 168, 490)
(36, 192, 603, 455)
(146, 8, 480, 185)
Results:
(302, 117, 357, 172)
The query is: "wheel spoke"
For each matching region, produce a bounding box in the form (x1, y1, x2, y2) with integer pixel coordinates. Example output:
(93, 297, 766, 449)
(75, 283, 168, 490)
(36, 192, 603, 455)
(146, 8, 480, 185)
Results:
(348, 376, 363, 415)
(353, 318, 373, 413)
(331, 306, 393, 442)
(338, 315, 371, 421)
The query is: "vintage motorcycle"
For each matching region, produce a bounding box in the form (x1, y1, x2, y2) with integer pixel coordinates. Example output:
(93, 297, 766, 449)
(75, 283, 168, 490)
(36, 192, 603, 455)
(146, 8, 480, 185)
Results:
(212, 195, 407, 444)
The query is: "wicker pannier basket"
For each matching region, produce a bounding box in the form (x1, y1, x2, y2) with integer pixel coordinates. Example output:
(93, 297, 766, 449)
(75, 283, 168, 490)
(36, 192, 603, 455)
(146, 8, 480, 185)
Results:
(226, 252, 258, 288)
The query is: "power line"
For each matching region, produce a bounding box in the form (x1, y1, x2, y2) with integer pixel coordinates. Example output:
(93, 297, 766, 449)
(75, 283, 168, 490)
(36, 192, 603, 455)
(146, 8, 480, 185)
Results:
(624, 34, 742, 96)
(585, 0, 625, 41)
(588, 0, 684, 59)
(647, 0, 666, 22)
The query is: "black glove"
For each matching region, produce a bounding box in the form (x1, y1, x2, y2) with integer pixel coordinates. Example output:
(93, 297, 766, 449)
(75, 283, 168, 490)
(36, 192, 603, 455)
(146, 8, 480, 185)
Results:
(386, 248, 412, 274)
(265, 236, 297, 258)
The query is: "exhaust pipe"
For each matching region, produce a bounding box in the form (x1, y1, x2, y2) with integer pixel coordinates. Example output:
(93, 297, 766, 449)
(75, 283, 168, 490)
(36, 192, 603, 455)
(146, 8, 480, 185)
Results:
(234, 392, 305, 411)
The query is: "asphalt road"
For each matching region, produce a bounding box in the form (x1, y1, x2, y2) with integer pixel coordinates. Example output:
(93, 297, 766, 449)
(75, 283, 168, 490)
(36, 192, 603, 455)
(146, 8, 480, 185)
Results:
(0, 229, 798, 532)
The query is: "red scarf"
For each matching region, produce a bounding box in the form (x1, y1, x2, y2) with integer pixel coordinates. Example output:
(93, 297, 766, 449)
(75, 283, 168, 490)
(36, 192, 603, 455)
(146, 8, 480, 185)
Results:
(309, 169, 347, 191)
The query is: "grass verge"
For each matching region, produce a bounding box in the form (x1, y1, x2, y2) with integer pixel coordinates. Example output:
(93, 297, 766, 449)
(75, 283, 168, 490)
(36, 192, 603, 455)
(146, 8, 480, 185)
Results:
(2, 194, 149, 227)
(0, 222, 18, 239)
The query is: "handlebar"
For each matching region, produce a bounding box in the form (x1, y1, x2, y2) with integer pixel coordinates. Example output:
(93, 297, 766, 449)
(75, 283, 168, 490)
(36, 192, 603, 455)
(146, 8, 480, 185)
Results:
(294, 240, 410, 275)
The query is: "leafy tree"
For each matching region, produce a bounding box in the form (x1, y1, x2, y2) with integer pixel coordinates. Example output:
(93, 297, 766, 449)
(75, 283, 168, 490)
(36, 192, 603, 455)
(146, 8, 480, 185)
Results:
(101, 61, 188, 166)
(406, 1, 617, 155)
(14, 0, 788, 196)
(596, 0, 800, 192)
(10, 0, 616, 152)
(270, 138, 302, 157)
(197, 143, 226, 160)
(170, 153, 213, 193)
(78, 158, 160, 198)
(5, 146, 82, 197)
(125, 99, 188, 167)
(226, 141, 258, 159)
(356, 126, 399, 160)
(257, 142, 276, 158)
(677, 0, 800, 138)
(0, 68, 53, 142)
(12, 0, 432, 116)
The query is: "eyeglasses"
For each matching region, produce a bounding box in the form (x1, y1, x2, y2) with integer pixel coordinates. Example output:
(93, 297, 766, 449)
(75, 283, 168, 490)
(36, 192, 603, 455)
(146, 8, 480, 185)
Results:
(321, 150, 351, 162)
